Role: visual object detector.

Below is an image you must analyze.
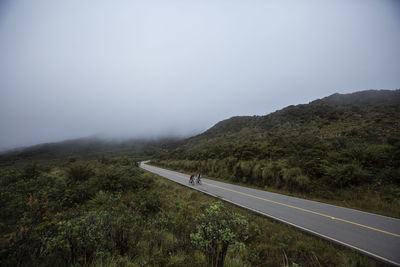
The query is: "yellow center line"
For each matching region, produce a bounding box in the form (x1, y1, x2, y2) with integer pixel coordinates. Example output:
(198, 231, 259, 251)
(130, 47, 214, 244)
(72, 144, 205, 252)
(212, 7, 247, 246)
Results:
(164, 169, 400, 238)
(203, 182, 400, 238)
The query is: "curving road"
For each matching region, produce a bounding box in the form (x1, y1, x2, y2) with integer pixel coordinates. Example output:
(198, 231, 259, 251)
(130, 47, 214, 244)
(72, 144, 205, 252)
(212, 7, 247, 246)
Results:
(140, 162, 400, 266)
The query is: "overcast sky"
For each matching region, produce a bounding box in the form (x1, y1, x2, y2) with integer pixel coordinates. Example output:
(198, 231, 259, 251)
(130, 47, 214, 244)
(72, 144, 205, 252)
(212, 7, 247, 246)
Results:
(1, 0, 400, 150)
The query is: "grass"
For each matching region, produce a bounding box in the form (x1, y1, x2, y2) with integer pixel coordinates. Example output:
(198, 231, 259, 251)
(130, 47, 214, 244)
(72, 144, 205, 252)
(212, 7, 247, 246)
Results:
(0, 154, 393, 266)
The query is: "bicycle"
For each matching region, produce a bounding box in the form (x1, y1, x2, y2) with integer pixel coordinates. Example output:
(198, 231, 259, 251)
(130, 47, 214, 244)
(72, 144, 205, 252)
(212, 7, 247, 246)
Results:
(196, 176, 202, 185)
(189, 175, 195, 185)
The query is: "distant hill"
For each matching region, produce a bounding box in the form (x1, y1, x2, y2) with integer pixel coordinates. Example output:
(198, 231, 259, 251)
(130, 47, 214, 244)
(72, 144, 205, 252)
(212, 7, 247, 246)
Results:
(154, 89, 400, 213)
(0, 136, 182, 163)
(313, 89, 400, 106)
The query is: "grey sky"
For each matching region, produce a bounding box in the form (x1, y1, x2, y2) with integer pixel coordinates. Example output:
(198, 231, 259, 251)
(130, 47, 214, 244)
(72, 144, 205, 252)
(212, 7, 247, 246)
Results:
(1, 0, 400, 150)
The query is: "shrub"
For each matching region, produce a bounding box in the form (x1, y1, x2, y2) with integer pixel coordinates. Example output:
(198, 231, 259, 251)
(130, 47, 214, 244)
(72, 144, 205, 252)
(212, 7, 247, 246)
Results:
(5, 196, 51, 266)
(91, 165, 148, 193)
(66, 163, 94, 182)
(326, 163, 371, 188)
(190, 201, 248, 267)
(282, 167, 308, 191)
(232, 163, 243, 182)
(292, 175, 311, 192)
(20, 162, 40, 181)
(261, 161, 284, 188)
(251, 164, 262, 182)
(240, 161, 253, 177)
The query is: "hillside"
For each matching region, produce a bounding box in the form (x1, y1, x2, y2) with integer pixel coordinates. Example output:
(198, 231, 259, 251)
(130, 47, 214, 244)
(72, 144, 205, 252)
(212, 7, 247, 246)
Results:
(175, 89, 399, 151)
(154, 89, 400, 217)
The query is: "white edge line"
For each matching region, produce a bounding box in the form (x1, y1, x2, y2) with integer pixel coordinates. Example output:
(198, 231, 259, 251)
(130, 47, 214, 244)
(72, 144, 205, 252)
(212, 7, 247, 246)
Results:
(145, 163, 400, 221)
(202, 174, 400, 221)
(207, 194, 400, 267)
(141, 164, 400, 267)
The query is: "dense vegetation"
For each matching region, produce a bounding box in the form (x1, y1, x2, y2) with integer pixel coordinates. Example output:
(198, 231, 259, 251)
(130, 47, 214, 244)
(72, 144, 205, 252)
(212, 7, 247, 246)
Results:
(153, 90, 400, 217)
(0, 89, 398, 266)
(0, 156, 385, 266)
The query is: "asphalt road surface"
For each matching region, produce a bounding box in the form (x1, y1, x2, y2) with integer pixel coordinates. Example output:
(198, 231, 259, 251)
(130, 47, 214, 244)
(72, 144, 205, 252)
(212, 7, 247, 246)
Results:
(141, 162, 400, 266)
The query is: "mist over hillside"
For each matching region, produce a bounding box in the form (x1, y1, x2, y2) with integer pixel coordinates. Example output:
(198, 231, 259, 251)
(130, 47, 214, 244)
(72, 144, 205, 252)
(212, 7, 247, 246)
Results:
(0, 136, 183, 163)
(3, 89, 398, 162)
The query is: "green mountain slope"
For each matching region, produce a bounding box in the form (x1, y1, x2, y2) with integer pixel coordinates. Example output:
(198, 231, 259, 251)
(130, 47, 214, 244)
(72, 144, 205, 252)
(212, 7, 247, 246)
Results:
(178, 89, 400, 150)
(154, 89, 400, 217)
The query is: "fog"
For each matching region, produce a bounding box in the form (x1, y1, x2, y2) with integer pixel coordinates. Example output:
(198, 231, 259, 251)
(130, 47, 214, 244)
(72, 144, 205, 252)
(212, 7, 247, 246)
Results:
(1, 0, 400, 150)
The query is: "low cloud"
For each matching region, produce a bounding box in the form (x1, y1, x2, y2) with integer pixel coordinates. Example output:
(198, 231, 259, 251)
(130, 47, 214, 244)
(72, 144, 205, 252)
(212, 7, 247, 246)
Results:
(1, 0, 400, 149)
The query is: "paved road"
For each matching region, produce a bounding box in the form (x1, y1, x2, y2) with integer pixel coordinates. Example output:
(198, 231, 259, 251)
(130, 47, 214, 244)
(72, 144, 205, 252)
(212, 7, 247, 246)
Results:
(141, 162, 400, 266)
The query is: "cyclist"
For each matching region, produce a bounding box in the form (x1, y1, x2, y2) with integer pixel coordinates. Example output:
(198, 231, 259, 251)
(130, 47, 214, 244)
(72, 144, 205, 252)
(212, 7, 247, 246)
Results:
(196, 173, 202, 184)
(189, 174, 195, 185)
